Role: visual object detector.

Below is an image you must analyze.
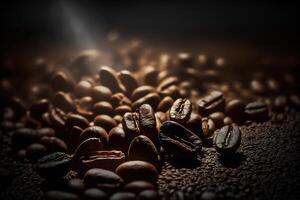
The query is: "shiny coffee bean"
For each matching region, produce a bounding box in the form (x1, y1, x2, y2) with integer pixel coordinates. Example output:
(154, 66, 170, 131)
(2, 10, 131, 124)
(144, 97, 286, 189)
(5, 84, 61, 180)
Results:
(84, 168, 124, 192)
(11, 128, 40, 150)
(44, 190, 79, 200)
(115, 105, 132, 116)
(223, 116, 233, 125)
(73, 138, 103, 161)
(157, 76, 179, 92)
(124, 181, 155, 194)
(225, 99, 246, 123)
(110, 192, 136, 200)
(93, 101, 114, 116)
(214, 124, 241, 155)
(201, 117, 215, 140)
(108, 126, 128, 153)
(113, 115, 123, 124)
(159, 85, 181, 100)
(208, 112, 225, 129)
(92, 86, 112, 102)
(53, 92, 75, 112)
(99, 66, 126, 93)
(132, 92, 160, 110)
(197, 91, 225, 116)
(68, 126, 83, 154)
(30, 99, 50, 119)
(155, 112, 168, 123)
(65, 114, 89, 130)
(94, 115, 117, 132)
(138, 189, 160, 200)
(74, 80, 93, 98)
(36, 152, 72, 179)
(68, 178, 86, 194)
(40, 136, 68, 153)
(169, 98, 192, 124)
(157, 96, 174, 112)
(131, 86, 156, 102)
(48, 108, 66, 131)
(83, 188, 108, 200)
(160, 121, 202, 161)
(110, 93, 132, 108)
(250, 79, 267, 95)
(245, 101, 269, 121)
(185, 113, 202, 136)
(37, 127, 55, 137)
(116, 161, 158, 184)
(118, 70, 139, 96)
(26, 143, 48, 162)
(51, 71, 74, 92)
(122, 112, 140, 142)
(143, 66, 158, 86)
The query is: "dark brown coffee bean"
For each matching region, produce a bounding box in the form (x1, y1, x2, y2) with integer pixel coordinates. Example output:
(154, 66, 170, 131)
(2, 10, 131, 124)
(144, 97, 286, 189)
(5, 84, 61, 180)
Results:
(201, 118, 215, 139)
(185, 113, 202, 136)
(111, 93, 132, 108)
(11, 128, 40, 150)
(83, 188, 108, 200)
(99, 66, 126, 93)
(108, 126, 128, 153)
(290, 94, 300, 109)
(223, 116, 233, 125)
(208, 112, 225, 129)
(26, 143, 48, 162)
(77, 150, 125, 173)
(132, 93, 160, 111)
(53, 92, 75, 112)
(131, 86, 156, 102)
(273, 95, 287, 112)
(30, 99, 50, 119)
(74, 81, 93, 98)
(157, 96, 174, 112)
(115, 105, 132, 116)
(24, 117, 41, 129)
(37, 127, 56, 137)
(92, 86, 112, 102)
(143, 66, 158, 86)
(68, 178, 86, 194)
(225, 99, 246, 123)
(124, 181, 155, 194)
(250, 79, 267, 95)
(138, 189, 160, 200)
(116, 161, 158, 184)
(157, 76, 179, 92)
(267, 78, 280, 93)
(79, 126, 108, 148)
(110, 192, 136, 200)
(198, 91, 225, 116)
(84, 168, 124, 192)
(176, 53, 194, 68)
(44, 191, 79, 200)
(93, 101, 114, 116)
(65, 114, 89, 131)
(113, 115, 123, 124)
(245, 101, 269, 121)
(214, 124, 241, 155)
(51, 71, 75, 92)
(122, 112, 140, 142)
(128, 135, 159, 167)
(49, 108, 66, 131)
(155, 112, 168, 123)
(159, 85, 181, 100)
(169, 98, 192, 124)
(68, 126, 83, 154)
(8, 97, 27, 119)
(94, 115, 117, 132)
(40, 136, 68, 153)
(160, 121, 202, 161)
(36, 152, 72, 179)
(118, 70, 139, 96)
(271, 112, 285, 124)
(76, 96, 93, 119)
(73, 138, 103, 161)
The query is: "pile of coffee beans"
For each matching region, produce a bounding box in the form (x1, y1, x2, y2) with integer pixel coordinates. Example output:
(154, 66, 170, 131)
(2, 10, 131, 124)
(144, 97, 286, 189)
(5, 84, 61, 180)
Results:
(1, 39, 299, 199)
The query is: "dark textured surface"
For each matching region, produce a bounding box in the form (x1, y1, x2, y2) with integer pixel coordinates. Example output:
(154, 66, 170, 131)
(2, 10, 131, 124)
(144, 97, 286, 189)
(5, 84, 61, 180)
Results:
(1, 111, 300, 200)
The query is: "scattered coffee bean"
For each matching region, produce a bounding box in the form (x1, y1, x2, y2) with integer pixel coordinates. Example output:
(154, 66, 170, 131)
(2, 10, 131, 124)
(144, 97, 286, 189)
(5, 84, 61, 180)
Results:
(118, 70, 139, 96)
(132, 92, 160, 110)
(65, 114, 89, 131)
(185, 113, 202, 136)
(169, 98, 192, 124)
(93, 101, 114, 116)
(83, 188, 108, 200)
(11, 128, 40, 150)
(131, 86, 156, 102)
(74, 80, 93, 98)
(92, 86, 112, 102)
(40, 136, 68, 153)
(273, 96, 287, 112)
(51, 71, 75, 92)
(198, 91, 225, 116)
(111, 93, 132, 108)
(53, 92, 75, 112)
(208, 112, 225, 129)
(99, 66, 126, 93)
(108, 125, 128, 153)
(30, 99, 50, 119)
(245, 101, 269, 121)
(225, 99, 246, 123)
(68, 178, 86, 194)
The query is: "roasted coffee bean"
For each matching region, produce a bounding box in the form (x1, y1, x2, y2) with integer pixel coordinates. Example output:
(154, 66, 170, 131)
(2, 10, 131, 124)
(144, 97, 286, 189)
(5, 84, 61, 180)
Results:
(122, 112, 140, 142)
(197, 91, 225, 116)
(113, 115, 123, 124)
(225, 99, 246, 123)
(7, 97, 27, 119)
(11, 128, 40, 149)
(223, 116, 233, 125)
(157, 96, 174, 112)
(143, 66, 158, 86)
(74, 80, 93, 98)
(53, 92, 75, 112)
(273, 95, 287, 112)
(94, 115, 117, 132)
(118, 70, 139, 96)
(116, 161, 158, 184)
(37, 127, 55, 137)
(111, 93, 132, 108)
(36, 152, 72, 179)
(51, 71, 75, 92)
(83, 188, 108, 200)
(160, 121, 202, 161)
(169, 98, 192, 124)
(26, 143, 48, 162)
(76, 96, 93, 119)
(115, 105, 132, 116)
(30, 99, 50, 119)
(25, 117, 41, 129)
(73, 138, 103, 161)
(138, 189, 160, 200)
(290, 94, 300, 109)
(92, 86, 112, 102)
(44, 190, 79, 200)
(267, 78, 280, 93)
(68, 178, 86, 194)
(99, 66, 126, 93)
(185, 113, 202, 136)
(110, 192, 136, 200)
(108, 126, 128, 153)
(124, 181, 155, 194)
(250, 79, 267, 95)
(79, 126, 108, 148)
(271, 112, 285, 124)
(84, 168, 124, 192)
(40, 136, 68, 153)
(68, 126, 83, 154)
(65, 114, 89, 131)
(93, 101, 114, 116)
(208, 112, 225, 129)
(155, 112, 168, 123)
(159, 85, 181, 100)
(214, 124, 241, 155)
(128, 135, 159, 167)
(76, 150, 125, 173)
(199, 191, 218, 200)
(157, 76, 179, 92)
(132, 92, 160, 110)
(245, 101, 269, 121)
(49, 108, 66, 131)
(131, 86, 156, 101)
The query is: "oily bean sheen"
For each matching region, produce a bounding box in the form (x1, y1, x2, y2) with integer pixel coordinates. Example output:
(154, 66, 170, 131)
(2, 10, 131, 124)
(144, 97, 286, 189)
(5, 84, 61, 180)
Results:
(131, 86, 156, 102)
(99, 66, 126, 94)
(214, 125, 241, 155)
(36, 152, 72, 179)
(122, 112, 140, 142)
(157, 96, 174, 112)
(51, 71, 74, 92)
(116, 161, 158, 184)
(79, 126, 108, 148)
(118, 70, 138, 96)
(110, 93, 132, 108)
(40, 136, 68, 153)
(108, 126, 128, 153)
(208, 112, 225, 129)
(92, 86, 112, 102)
(132, 92, 160, 110)
(93, 115, 117, 132)
(65, 114, 89, 130)
(93, 101, 114, 116)
(225, 99, 246, 122)
(84, 168, 124, 192)
(169, 98, 192, 124)
(53, 92, 75, 113)
(73, 138, 103, 161)
(197, 91, 225, 116)
(245, 101, 269, 121)
(160, 121, 202, 161)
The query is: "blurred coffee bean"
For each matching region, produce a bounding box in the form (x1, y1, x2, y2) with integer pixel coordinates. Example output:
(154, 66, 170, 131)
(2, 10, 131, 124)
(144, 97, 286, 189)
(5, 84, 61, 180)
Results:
(26, 143, 48, 162)
(157, 96, 174, 112)
(214, 124, 241, 155)
(65, 114, 89, 131)
(73, 138, 103, 161)
(185, 113, 202, 136)
(124, 181, 155, 194)
(30, 99, 50, 119)
(36, 152, 72, 180)
(155, 112, 168, 123)
(197, 91, 225, 116)
(138, 189, 160, 200)
(79, 126, 108, 148)
(68, 126, 83, 154)
(176, 53, 194, 68)
(108, 125, 128, 153)
(111, 93, 132, 108)
(144, 66, 159, 86)
(116, 161, 158, 184)
(266, 78, 280, 93)
(245, 101, 269, 122)
(223, 116, 233, 125)
(83, 188, 108, 200)
(92, 86, 112, 102)
(132, 92, 160, 110)
(37, 127, 55, 137)
(201, 118, 215, 140)
(40, 136, 68, 153)
(110, 192, 136, 200)
(225, 99, 246, 123)
(113, 115, 123, 124)
(118, 70, 138, 96)
(84, 168, 124, 192)
(199, 191, 218, 200)
(53, 92, 75, 112)
(76, 96, 94, 119)
(8, 97, 27, 119)
(25, 117, 41, 129)
(208, 112, 225, 129)
(271, 113, 285, 124)
(157, 76, 179, 92)
(273, 95, 287, 112)
(94, 115, 117, 132)
(74, 81, 93, 98)
(115, 105, 132, 116)
(44, 191, 79, 200)
(131, 86, 156, 102)
(99, 66, 126, 93)
(169, 98, 192, 124)
(68, 178, 86, 194)
(11, 128, 40, 150)
(289, 94, 300, 109)
(51, 71, 74, 92)
(170, 190, 185, 200)
(250, 79, 267, 95)
(49, 108, 66, 131)
(93, 101, 114, 116)
(159, 85, 181, 100)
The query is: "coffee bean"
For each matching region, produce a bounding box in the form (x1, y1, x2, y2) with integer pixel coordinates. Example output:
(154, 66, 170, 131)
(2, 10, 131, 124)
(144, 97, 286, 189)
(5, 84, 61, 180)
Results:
(124, 181, 155, 194)
(225, 99, 246, 123)
(169, 98, 192, 124)
(76, 97, 93, 119)
(271, 112, 285, 124)
(40, 136, 68, 153)
(73, 138, 103, 161)
(176, 53, 194, 68)
(157, 96, 174, 112)
(36, 152, 72, 179)
(273, 95, 287, 112)
(94, 115, 117, 132)
(84, 168, 124, 192)
(74, 80, 93, 98)
(92, 86, 112, 102)
(113, 115, 123, 124)
(128, 135, 159, 167)
(159, 85, 181, 100)
(197, 91, 225, 116)
(99, 66, 126, 93)
(44, 190, 79, 200)
(160, 121, 202, 161)
(122, 112, 140, 142)
(37, 127, 55, 137)
(131, 86, 156, 102)
(83, 188, 108, 200)
(214, 124, 241, 155)
(49, 108, 66, 131)
(68, 126, 83, 154)
(30, 99, 50, 119)
(132, 92, 160, 110)
(208, 112, 225, 129)
(11, 128, 40, 150)
(116, 161, 158, 184)
(51, 71, 75, 92)
(290, 94, 300, 109)
(245, 101, 269, 122)
(118, 70, 139, 96)
(250, 79, 267, 95)
(185, 113, 202, 136)
(53, 92, 75, 112)
(115, 105, 132, 116)
(267, 78, 280, 93)
(157, 76, 179, 92)
(8, 97, 27, 119)
(108, 125, 128, 153)
(111, 93, 132, 108)
(138, 189, 160, 200)
(155, 112, 168, 123)
(93, 101, 114, 116)
(144, 66, 159, 86)
(199, 191, 218, 200)
(223, 116, 233, 125)
(65, 114, 89, 131)
(110, 192, 136, 200)
(26, 143, 48, 162)
(68, 178, 86, 194)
